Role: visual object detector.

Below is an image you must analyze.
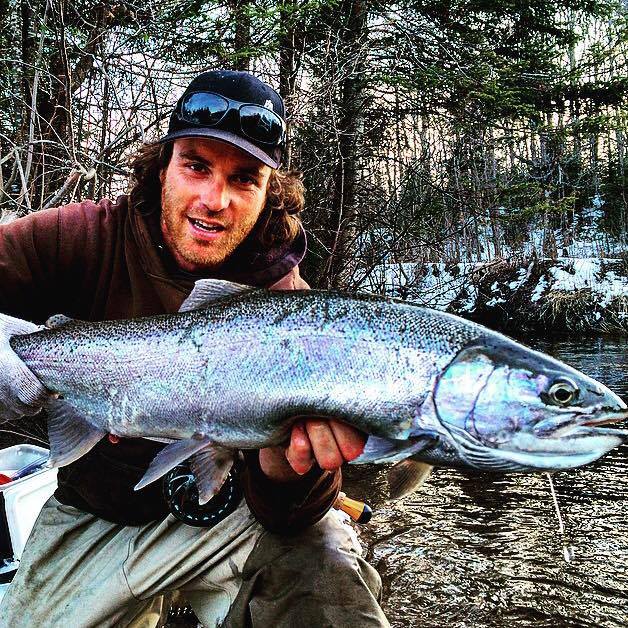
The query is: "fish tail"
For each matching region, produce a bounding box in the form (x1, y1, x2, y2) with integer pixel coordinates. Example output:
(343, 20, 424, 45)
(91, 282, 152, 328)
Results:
(0, 313, 50, 421)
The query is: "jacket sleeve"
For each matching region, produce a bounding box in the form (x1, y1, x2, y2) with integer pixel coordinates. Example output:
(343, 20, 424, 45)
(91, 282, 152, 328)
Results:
(241, 265, 342, 533)
(0, 208, 63, 321)
(0, 200, 121, 322)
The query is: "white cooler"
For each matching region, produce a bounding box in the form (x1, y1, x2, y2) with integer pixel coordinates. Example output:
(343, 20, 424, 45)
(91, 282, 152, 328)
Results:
(0, 445, 57, 604)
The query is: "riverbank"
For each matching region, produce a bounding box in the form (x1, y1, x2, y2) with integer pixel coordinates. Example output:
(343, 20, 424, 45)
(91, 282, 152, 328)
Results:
(456, 257, 627, 335)
(361, 256, 628, 335)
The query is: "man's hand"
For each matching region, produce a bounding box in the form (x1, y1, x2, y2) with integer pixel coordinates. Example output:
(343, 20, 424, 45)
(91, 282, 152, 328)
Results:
(258, 419, 367, 482)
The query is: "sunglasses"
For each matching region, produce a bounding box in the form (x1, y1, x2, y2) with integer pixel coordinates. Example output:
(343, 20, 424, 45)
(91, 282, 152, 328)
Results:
(177, 91, 286, 146)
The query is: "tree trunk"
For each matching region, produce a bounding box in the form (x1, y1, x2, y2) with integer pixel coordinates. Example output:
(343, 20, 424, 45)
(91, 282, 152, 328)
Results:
(20, 0, 36, 131)
(228, 0, 252, 71)
(27, 1, 111, 209)
(278, 0, 303, 168)
(323, 0, 368, 289)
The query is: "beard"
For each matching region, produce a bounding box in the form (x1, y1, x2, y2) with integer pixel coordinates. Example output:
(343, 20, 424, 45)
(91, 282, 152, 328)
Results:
(160, 180, 264, 273)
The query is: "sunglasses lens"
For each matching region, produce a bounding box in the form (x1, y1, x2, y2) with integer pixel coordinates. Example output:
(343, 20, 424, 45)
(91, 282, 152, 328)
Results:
(240, 105, 284, 144)
(180, 93, 229, 126)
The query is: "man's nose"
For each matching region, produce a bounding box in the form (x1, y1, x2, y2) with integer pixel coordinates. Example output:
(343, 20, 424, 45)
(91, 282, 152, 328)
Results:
(199, 175, 229, 212)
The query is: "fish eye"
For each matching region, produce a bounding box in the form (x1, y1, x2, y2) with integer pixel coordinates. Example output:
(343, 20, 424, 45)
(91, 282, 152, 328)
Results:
(547, 379, 579, 406)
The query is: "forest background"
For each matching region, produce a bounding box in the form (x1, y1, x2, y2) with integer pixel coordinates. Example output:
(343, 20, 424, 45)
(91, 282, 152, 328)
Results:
(0, 0, 627, 330)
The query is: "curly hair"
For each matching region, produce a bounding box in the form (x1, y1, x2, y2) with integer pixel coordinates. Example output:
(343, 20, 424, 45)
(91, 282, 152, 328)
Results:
(128, 141, 304, 250)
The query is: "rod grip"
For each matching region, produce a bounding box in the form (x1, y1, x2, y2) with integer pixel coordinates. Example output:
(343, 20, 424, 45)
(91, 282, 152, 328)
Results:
(334, 491, 373, 524)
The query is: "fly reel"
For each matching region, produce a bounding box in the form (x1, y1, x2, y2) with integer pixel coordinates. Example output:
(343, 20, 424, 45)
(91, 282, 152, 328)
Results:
(163, 460, 243, 527)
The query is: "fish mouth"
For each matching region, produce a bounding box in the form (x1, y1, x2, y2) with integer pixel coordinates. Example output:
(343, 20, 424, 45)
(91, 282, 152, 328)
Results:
(579, 409, 628, 428)
(570, 408, 628, 443)
(489, 406, 628, 471)
(534, 406, 628, 439)
(442, 408, 628, 473)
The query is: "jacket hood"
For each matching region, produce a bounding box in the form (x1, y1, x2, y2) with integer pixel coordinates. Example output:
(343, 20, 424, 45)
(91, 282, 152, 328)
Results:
(127, 195, 307, 289)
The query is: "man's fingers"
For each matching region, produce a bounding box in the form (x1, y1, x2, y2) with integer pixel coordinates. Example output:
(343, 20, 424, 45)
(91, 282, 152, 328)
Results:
(283, 418, 368, 475)
(305, 419, 344, 470)
(286, 422, 314, 475)
(329, 420, 367, 461)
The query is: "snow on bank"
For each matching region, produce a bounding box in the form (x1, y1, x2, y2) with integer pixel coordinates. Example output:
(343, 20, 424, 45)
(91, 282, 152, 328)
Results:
(358, 256, 628, 333)
(543, 259, 626, 309)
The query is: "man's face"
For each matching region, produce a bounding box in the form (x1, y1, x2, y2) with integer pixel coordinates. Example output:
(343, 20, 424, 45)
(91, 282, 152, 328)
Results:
(160, 138, 272, 273)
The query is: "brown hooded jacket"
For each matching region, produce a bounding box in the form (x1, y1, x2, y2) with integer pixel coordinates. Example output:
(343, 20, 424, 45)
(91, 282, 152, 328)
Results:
(0, 196, 340, 532)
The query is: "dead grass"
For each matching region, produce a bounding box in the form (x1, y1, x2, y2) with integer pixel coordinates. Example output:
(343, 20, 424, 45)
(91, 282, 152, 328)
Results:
(539, 290, 628, 334)
(600, 294, 628, 334)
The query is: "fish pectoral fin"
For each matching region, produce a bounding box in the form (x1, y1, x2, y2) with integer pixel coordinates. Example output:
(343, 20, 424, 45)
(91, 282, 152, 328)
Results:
(352, 435, 403, 463)
(134, 436, 212, 492)
(179, 279, 255, 312)
(189, 445, 235, 505)
(352, 433, 438, 464)
(45, 314, 74, 328)
(47, 400, 106, 467)
(388, 460, 434, 499)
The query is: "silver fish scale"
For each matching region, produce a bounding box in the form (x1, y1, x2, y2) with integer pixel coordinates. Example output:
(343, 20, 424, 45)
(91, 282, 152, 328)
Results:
(10, 290, 485, 447)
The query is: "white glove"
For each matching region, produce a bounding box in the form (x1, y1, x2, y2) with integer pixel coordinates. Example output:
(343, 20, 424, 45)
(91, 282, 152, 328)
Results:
(0, 314, 50, 421)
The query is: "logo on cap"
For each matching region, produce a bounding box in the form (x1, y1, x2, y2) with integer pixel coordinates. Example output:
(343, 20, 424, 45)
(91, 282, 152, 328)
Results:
(264, 99, 274, 111)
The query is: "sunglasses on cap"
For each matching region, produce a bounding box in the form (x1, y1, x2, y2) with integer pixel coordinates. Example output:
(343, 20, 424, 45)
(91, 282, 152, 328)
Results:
(176, 92, 287, 146)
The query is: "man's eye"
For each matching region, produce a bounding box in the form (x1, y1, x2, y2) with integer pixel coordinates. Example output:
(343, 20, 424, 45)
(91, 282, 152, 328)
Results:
(187, 163, 206, 173)
(235, 175, 257, 186)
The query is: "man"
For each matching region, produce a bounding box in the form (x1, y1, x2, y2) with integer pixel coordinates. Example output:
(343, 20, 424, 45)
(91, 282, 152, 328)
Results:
(0, 70, 389, 626)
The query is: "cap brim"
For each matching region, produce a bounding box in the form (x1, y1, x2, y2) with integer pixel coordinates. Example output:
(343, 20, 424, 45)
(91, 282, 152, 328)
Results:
(158, 128, 280, 169)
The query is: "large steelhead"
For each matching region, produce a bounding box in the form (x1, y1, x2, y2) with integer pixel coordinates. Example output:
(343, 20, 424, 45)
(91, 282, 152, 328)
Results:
(4, 279, 628, 503)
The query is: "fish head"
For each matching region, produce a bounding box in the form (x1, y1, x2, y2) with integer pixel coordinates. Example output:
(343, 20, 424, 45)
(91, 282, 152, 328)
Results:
(431, 338, 628, 472)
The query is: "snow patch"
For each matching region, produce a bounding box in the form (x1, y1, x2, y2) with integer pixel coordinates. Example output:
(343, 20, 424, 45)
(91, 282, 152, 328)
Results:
(359, 257, 627, 323)
(531, 275, 548, 303)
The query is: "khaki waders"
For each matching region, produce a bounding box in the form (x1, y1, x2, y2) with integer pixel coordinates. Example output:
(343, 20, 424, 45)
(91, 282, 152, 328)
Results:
(0, 496, 389, 627)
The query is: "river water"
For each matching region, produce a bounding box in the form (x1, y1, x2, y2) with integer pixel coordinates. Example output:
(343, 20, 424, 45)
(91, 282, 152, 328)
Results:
(344, 338, 628, 628)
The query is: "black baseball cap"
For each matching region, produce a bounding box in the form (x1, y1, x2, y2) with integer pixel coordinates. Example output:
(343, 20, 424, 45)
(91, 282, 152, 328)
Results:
(160, 70, 286, 168)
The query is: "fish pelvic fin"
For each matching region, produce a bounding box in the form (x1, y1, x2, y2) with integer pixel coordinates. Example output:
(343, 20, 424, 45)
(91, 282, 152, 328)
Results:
(388, 460, 433, 499)
(134, 436, 214, 492)
(189, 445, 234, 505)
(0, 313, 51, 422)
(179, 279, 255, 312)
(47, 400, 106, 466)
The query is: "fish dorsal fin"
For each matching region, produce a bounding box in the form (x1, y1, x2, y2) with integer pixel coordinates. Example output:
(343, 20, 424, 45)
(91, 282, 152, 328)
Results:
(388, 460, 433, 499)
(45, 314, 74, 329)
(179, 279, 255, 312)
